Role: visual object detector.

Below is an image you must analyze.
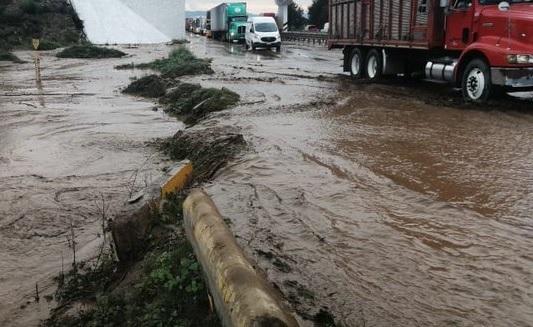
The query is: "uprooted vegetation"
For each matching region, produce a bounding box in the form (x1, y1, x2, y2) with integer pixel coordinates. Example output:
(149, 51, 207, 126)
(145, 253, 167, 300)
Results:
(121, 49, 239, 125)
(44, 193, 221, 327)
(160, 127, 246, 182)
(161, 83, 240, 125)
(122, 75, 167, 98)
(116, 47, 213, 78)
(0, 0, 84, 51)
(57, 44, 127, 59)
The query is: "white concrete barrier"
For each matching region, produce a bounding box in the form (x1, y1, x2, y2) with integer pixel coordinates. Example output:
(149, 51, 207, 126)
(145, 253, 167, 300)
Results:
(183, 189, 299, 327)
(71, 0, 185, 44)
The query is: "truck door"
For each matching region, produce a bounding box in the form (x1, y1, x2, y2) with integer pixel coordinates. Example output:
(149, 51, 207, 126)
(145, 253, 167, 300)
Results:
(445, 0, 475, 50)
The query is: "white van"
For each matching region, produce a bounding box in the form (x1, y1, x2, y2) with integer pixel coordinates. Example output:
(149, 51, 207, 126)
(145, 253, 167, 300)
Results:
(245, 16, 281, 52)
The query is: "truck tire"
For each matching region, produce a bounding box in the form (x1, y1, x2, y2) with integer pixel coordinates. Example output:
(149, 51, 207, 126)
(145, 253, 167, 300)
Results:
(276, 46, 281, 53)
(365, 49, 383, 81)
(349, 48, 365, 79)
(462, 59, 492, 103)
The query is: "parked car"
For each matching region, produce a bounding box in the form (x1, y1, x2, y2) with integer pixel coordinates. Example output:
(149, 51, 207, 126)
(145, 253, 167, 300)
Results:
(245, 16, 281, 52)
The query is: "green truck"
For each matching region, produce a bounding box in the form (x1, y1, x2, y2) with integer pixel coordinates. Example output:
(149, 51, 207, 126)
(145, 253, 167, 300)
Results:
(208, 2, 247, 42)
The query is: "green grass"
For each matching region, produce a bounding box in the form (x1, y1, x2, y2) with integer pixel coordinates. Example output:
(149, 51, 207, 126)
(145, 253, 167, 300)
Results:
(45, 242, 219, 327)
(45, 193, 221, 327)
(57, 45, 126, 59)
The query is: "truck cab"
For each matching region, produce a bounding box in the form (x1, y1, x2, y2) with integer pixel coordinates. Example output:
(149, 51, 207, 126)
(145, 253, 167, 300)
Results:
(443, 0, 533, 101)
(228, 17, 247, 43)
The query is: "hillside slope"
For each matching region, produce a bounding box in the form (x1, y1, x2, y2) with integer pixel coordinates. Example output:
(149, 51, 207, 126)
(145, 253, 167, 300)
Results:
(0, 0, 83, 50)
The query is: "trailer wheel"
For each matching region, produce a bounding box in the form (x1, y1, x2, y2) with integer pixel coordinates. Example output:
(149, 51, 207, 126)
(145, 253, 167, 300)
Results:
(349, 48, 365, 79)
(366, 49, 383, 81)
(462, 59, 492, 103)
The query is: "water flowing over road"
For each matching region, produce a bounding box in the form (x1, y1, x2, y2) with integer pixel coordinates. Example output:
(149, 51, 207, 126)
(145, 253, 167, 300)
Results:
(0, 47, 181, 326)
(1, 35, 532, 326)
(184, 36, 533, 326)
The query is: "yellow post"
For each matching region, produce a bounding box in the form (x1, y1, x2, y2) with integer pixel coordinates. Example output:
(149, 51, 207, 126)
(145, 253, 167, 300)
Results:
(32, 38, 40, 51)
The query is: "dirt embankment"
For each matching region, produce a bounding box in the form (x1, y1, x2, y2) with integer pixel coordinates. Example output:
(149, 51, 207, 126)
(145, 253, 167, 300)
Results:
(0, 0, 84, 51)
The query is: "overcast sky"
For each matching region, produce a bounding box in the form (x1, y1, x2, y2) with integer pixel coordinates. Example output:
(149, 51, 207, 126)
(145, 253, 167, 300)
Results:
(185, 0, 313, 13)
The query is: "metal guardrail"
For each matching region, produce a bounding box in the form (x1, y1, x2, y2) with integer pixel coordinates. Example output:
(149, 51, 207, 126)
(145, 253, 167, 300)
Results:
(281, 32, 328, 46)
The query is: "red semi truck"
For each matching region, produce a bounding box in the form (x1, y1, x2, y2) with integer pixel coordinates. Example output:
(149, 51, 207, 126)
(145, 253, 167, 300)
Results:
(328, 0, 533, 102)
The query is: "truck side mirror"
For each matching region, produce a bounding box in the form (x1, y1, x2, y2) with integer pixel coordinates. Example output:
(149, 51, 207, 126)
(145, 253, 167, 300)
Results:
(440, 0, 449, 7)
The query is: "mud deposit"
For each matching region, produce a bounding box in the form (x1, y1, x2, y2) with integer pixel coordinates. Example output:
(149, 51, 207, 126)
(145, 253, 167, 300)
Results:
(0, 46, 182, 326)
(180, 36, 533, 326)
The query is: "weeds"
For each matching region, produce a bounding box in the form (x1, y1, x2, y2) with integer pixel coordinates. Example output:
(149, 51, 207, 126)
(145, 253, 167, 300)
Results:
(160, 83, 240, 125)
(57, 45, 126, 59)
(167, 39, 191, 45)
(161, 128, 246, 182)
(38, 40, 62, 50)
(122, 74, 167, 98)
(120, 47, 213, 78)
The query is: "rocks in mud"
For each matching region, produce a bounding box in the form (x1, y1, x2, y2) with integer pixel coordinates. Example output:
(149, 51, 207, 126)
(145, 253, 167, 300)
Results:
(160, 83, 240, 125)
(161, 127, 245, 183)
(122, 74, 166, 98)
(57, 44, 126, 59)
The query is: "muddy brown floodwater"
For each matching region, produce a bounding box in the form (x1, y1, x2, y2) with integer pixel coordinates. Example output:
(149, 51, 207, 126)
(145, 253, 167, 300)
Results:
(0, 46, 182, 326)
(1, 35, 532, 327)
(183, 36, 533, 326)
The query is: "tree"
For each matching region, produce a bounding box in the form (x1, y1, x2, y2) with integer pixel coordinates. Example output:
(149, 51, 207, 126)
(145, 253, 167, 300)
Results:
(308, 0, 328, 29)
(288, 0, 307, 31)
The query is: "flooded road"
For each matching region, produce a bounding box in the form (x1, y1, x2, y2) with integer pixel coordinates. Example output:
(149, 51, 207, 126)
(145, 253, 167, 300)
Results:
(1, 34, 532, 327)
(0, 46, 182, 326)
(182, 36, 533, 326)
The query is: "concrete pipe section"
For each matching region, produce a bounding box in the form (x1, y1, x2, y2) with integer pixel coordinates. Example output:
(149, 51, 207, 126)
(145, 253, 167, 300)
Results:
(183, 189, 299, 327)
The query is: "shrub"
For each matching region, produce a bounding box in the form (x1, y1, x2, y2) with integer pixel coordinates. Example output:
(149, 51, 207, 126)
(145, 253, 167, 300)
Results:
(19, 0, 42, 14)
(161, 83, 240, 124)
(57, 45, 126, 59)
(122, 75, 167, 98)
(120, 47, 213, 78)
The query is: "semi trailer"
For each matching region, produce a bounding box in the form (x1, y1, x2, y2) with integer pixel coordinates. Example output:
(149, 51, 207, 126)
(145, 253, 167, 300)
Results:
(209, 2, 248, 42)
(328, 0, 533, 102)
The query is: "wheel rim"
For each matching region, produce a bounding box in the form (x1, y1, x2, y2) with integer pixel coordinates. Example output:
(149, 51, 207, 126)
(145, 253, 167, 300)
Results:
(466, 68, 486, 100)
(351, 53, 360, 76)
(367, 55, 378, 79)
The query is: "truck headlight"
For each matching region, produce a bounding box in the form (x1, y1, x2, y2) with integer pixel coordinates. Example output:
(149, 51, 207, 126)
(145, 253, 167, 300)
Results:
(507, 54, 533, 64)
(230, 32, 235, 36)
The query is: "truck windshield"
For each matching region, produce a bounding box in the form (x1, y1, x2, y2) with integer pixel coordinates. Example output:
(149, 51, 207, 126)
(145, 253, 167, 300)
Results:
(480, 0, 531, 4)
(255, 23, 278, 33)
